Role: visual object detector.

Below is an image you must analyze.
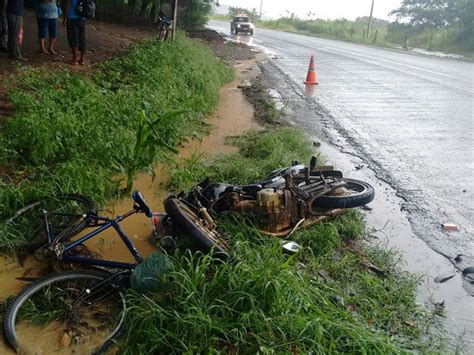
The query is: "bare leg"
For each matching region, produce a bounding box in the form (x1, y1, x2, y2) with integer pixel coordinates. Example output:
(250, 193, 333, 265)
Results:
(70, 47, 79, 65)
(38, 38, 47, 53)
(48, 38, 57, 54)
(78, 52, 85, 65)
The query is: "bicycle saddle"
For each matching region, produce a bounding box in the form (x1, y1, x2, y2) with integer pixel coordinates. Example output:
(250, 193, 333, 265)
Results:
(132, 191, 153, 217)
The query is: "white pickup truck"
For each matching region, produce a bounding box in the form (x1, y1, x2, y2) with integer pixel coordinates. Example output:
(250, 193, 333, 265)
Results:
(230, 15, 254, 35)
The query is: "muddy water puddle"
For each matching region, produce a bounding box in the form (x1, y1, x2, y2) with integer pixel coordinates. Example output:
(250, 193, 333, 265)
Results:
(0, 59, 257, 353)
(87, 60, 257, 265)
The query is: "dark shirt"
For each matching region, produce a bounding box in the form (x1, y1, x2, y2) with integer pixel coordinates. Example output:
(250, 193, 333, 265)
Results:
(6, 0, 23, 16)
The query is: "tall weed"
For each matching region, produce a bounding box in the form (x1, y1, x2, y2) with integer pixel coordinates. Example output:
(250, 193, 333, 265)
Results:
(0, 34, 233, 249)
(124, 216, 442, 353)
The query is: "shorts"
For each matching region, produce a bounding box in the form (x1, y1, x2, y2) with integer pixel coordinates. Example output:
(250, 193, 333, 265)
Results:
(67, 18, 86, 53)
(37, 18, 57, 39)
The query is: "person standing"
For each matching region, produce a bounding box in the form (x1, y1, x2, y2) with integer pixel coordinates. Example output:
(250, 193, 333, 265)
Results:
(6, 0, 25, 60)
(0, 0, 7, 52)
(36, 0, 59, 54)
(63, 0, 85, 65)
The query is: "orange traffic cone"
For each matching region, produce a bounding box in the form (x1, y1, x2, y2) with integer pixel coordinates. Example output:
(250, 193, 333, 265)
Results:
(304, 55, 319, 85)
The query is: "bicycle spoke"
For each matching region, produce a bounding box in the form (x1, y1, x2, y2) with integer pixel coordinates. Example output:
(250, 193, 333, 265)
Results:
(10, 272, 125, 353)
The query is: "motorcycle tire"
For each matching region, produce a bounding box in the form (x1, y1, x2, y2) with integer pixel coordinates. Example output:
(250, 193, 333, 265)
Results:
(164, 197, 229, 259)
(313, 178, 375, 209)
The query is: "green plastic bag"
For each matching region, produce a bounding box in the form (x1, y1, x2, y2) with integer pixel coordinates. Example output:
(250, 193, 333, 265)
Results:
(130, 253, 172, 293)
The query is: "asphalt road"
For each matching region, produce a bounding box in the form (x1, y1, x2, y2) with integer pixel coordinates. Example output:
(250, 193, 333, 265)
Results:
(209, 20, 474, 348)
(210, 20, 473, 266)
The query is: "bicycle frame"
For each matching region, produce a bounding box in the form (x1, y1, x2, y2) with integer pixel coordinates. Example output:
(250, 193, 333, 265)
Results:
(43, 209, 144, 270)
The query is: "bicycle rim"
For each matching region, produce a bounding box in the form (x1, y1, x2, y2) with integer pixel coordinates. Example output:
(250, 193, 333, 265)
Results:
(4, 271, 125, 354)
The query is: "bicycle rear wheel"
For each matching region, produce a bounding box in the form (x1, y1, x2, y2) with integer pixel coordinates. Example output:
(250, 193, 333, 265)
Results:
(164, 197, 229, 258)
(5, 193, 96, 250)
(3, 270, 126, 354)
(313, 178, 375, 209)
(159, 28, 168, 42)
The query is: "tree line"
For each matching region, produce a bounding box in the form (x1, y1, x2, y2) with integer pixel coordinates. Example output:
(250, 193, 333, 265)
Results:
(388, 0, 473, 51)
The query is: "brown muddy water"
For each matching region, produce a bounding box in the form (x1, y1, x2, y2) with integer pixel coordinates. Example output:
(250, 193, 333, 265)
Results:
(0, 59, 258, 354)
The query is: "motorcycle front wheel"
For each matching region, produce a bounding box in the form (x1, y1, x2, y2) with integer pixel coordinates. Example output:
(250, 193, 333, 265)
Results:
(313, 178, 375, 209)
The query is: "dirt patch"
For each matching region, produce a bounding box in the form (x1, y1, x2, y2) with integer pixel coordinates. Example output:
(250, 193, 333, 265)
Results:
(0, 11, 156, 76)
(241, 73, 285, 126)
(187, 29, 256, 62)
(0, 10, 158, 121)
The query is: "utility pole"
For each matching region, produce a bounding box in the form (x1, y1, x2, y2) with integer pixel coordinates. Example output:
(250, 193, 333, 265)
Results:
(259, 0, 263, 19)
(172, 0, 178, 41)
(367, 0, 374, 39)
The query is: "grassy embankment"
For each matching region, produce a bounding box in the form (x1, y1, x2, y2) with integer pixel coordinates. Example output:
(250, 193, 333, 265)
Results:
(0, 33, 233, 250)
(0, 29, 446, 353)
(123, 129, 445, 353)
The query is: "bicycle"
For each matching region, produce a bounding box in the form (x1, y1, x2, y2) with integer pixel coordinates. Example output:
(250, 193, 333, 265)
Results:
(157, 14, 173, 42)
(3, 191, 228, 353)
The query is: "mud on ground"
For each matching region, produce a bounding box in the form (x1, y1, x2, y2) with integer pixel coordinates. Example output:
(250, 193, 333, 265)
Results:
(187, 29, 256, 62)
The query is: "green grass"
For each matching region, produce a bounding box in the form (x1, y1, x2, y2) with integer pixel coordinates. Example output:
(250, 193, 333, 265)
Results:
(123, 127, 445, 353)
(0, 33, 233, 250)
(167, 128, 316, 190)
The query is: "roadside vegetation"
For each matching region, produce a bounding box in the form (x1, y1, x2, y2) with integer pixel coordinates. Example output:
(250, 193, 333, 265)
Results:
(124, 128, 445, 353)
(220, 0, 474, 57)
(0, 18, 447, 352)
(0, 33, 233, 250)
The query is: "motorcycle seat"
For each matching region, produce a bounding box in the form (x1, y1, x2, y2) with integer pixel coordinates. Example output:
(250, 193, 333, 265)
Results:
(241, 184, 263, 196)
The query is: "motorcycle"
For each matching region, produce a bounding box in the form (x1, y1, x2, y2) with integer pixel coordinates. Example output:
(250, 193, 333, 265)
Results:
(152, 156, 375, 257)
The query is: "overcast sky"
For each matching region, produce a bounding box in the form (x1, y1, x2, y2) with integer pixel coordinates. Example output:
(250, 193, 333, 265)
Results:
(219, 0, 403, 21)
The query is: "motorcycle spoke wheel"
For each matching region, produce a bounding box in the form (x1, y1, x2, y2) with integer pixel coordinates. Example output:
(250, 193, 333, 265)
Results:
(313, 178, 375, 209)
(165, 197, 229, 258)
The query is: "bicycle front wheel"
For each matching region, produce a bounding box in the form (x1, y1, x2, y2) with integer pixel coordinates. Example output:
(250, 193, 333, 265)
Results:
(5, 193, 96, 250)
(3, 270, 126, 354)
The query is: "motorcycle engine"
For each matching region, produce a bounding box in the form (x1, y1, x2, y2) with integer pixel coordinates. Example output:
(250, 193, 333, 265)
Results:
(256, 188, 294, 233)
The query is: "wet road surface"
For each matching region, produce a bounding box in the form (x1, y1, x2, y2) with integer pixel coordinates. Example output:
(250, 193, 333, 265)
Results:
(209, 20, 474, 350)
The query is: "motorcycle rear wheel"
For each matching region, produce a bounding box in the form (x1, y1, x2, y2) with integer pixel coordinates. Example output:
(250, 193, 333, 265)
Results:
(164, 197, 229, 258)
